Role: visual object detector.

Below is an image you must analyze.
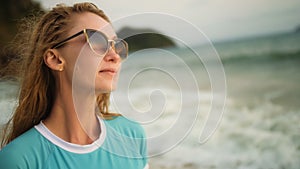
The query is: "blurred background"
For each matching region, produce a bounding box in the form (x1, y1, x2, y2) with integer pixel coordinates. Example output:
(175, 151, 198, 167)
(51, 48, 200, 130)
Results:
(0, 0, 300, 169)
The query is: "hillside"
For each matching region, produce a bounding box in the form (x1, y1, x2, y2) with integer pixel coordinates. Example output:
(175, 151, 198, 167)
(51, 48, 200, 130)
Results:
(0, 0, 44, 77)
(117, 27, 176, 52)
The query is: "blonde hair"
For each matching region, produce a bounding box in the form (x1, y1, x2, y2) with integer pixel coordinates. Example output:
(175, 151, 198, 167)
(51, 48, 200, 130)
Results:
(1, 2, 120, 147)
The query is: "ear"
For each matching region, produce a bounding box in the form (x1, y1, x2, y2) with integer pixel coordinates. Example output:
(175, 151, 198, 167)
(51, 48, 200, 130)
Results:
(44, 49, 65, 71)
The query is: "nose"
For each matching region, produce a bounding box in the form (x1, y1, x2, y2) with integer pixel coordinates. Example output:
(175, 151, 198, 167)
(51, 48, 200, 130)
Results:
(103, 42, 121, 63)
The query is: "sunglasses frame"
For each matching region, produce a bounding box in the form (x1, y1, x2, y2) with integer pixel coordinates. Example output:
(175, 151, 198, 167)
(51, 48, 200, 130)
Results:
(51, 29, 128, 59)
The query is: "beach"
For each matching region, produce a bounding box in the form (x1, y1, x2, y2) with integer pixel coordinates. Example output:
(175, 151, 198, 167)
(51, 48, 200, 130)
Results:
(1, 32, 300, 168)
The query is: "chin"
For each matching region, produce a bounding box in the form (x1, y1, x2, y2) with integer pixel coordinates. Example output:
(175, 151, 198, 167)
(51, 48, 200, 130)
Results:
(94, 84, 117, 94)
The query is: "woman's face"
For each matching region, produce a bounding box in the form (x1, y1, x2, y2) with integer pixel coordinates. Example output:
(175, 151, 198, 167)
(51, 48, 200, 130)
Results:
(58, 12, 122, 93)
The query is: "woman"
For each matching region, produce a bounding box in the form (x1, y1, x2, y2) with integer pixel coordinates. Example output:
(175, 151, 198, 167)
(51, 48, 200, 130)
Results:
(0, 2, 148, 169)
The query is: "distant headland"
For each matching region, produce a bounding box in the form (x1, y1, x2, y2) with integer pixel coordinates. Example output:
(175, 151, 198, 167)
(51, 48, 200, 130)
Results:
(295, 25, 300, 33)
(117, 27, 176, 52)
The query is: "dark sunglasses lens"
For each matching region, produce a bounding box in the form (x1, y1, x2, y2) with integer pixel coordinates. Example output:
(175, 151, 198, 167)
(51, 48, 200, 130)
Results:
(87, 30, 108, 55)
(114, 40, 128, 59)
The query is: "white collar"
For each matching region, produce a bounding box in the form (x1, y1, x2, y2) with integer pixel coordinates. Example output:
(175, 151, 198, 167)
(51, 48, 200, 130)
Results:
(34, 116, 106, 154)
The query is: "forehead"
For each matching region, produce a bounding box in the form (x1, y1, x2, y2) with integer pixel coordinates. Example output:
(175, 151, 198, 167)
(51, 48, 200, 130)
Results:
(69, 12, 116, 39)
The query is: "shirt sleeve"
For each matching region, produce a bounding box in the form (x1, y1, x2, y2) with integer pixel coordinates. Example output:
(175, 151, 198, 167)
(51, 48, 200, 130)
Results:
(0, 144, 28, 169)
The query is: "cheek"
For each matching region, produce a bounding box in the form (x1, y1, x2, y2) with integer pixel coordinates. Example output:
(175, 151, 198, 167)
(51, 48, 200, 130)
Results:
(76, 57, 101, 83)
(65, 44, 102, 87)
(76, 44, 100, 70)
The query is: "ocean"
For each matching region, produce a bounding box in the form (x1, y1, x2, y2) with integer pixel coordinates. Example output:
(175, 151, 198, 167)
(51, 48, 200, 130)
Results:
(1, 32, 300, 169)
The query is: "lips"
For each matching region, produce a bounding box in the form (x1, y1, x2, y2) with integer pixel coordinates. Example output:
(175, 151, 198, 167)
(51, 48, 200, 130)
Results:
(99, 68, 117, 75)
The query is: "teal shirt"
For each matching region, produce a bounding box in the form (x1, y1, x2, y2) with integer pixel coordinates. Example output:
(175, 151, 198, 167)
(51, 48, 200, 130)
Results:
(0, 116, 148, 169)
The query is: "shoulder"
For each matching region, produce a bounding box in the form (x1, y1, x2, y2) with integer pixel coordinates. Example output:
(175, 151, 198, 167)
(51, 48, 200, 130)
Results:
(104, 116, 146, 138)
(0, 127, 50, 169)
(0, 128, 39, 154)
(102, 116, 148, 161)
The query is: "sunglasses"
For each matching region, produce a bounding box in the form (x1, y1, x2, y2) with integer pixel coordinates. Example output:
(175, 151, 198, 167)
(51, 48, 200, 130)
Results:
(51, 29, 128, 60)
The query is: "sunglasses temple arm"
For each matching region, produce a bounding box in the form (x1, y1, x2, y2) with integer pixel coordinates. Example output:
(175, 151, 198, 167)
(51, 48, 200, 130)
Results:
(51, 30, 85, 49)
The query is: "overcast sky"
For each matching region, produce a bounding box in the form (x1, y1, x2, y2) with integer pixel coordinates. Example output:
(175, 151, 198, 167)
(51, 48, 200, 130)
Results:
(37, 0, 300, 45)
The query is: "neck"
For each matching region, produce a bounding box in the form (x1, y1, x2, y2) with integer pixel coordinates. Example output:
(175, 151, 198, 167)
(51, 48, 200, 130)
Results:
(44, 84, 100, 145)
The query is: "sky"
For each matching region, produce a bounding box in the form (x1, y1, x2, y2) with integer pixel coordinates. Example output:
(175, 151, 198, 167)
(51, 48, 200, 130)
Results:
(36, 0, 300, 45)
